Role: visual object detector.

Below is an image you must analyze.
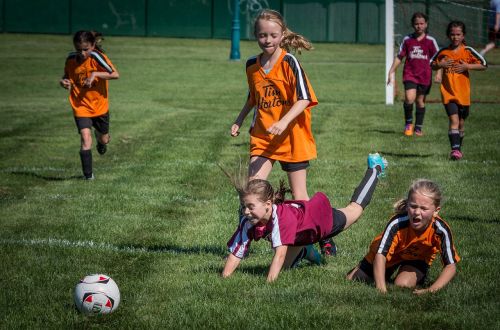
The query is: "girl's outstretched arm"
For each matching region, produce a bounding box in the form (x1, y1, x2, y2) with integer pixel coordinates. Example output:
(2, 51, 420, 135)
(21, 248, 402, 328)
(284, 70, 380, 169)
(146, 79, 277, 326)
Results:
(267, 245, 288, 282)
(373, 253, 388, 293)
(221, 254, 242, 278)
(267, 99, 310, 136)
(414, 263, 457, 295)
(454, 61, 487, 73)
(231, 98, 255, 137)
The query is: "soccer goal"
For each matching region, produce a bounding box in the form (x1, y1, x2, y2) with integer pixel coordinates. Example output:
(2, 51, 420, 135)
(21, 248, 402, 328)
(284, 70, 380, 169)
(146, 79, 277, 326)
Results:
(385, 0, 491, 105)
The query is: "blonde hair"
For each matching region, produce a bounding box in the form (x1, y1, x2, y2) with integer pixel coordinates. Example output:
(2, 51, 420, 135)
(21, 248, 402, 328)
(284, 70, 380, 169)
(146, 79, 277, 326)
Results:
(394, 179, 442, 214)
(254, 9, 313, 54)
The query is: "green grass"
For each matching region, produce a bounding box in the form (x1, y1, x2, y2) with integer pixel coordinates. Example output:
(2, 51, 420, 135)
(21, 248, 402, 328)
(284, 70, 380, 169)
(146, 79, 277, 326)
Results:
(0, 33, 499, 329)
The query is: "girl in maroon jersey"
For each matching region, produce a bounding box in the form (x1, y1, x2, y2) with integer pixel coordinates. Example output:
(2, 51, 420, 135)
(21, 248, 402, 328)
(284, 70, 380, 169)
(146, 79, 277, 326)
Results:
(387, 12, 439, 136)
(221, 154, 387, 282)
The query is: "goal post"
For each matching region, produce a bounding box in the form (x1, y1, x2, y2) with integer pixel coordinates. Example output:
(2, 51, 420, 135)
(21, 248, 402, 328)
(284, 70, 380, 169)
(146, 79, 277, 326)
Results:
(385, 0, 395, 105)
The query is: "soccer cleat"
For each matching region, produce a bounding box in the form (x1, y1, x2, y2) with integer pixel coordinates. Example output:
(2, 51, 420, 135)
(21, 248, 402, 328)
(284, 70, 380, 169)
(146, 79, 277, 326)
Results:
(319, 238, 337, 256)
(305, 244, 322, 265)
(450, 150, 463, 161)
(367, 153, 388, 177)
(96, 142, 107, 155)
(404, 124, 414, 136)
(415, 128, 423, 136)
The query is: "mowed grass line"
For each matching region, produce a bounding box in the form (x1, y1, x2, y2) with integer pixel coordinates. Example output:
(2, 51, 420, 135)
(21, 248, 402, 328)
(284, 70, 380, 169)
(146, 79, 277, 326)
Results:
(0, 34, 499, 329)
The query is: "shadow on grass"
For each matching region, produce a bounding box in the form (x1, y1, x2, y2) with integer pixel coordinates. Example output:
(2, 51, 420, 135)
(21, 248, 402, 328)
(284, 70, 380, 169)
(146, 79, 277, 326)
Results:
(116, 242, 227, 256)
(369, 129, 399, 135)
(380, 151, 434, 158)
(11, 171, 82, 181)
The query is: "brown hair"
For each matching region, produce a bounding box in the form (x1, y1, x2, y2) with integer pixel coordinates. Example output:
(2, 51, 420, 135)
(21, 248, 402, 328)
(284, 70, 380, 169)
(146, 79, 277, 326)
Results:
(393, 179, 442, 214)
(73, 30, 105, 52)
(218, 164, 289, 204)
(254, 9, 313, 54)
(447, 20, 466, 38)
(411, 12, 428, 24)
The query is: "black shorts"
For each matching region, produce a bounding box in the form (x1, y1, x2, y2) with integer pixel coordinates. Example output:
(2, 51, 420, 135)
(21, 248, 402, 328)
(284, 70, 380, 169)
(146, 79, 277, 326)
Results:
(445, 103, 469, 120)
(74, 113, 110, 134)
(279, 160, 310, 172)
(323, 208, 347, 239)
(404, 81, 431, 95)
(487, 27, 500, 43)
(358, 258, 429, 284)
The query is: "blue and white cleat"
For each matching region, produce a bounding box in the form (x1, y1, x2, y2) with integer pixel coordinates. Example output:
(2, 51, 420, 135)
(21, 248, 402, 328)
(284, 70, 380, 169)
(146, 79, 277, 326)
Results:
(367, 153, 388, 177)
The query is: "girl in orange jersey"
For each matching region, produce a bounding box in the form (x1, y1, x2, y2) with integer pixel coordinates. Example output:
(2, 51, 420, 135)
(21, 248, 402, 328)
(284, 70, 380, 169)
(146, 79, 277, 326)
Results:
(230, 9, 334, 255)
(430, 21, 487, 160)
(60, 31, 119, 179)
(347, 179, 460, 295)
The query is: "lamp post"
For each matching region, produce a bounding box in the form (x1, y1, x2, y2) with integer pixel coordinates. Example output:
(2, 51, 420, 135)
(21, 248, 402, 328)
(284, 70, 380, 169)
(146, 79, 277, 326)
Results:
(230, 0, 241, 61)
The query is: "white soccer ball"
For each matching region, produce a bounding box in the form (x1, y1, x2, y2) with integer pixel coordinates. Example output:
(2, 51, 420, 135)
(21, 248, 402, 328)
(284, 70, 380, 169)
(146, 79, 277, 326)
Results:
(74, 274, 120, 315)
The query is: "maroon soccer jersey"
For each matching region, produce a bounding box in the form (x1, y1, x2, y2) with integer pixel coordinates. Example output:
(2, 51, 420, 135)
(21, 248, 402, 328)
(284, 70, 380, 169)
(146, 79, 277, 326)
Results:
(227, 192, 334, 258)
(397, 33, 439, 85)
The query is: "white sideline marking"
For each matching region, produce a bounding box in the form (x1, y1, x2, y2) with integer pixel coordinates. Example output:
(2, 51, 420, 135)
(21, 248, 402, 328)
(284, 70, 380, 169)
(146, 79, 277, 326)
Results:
(0, 237, 180, 255)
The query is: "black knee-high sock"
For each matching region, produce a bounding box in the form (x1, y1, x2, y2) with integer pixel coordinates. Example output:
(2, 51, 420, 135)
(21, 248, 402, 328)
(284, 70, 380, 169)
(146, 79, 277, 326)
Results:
(403, 103, 413, 125)
(415, 107, 425, 130)
(459, 131, 464, 149)
(448, 130, 461, 151)
(350, 168, 379, 209)
(79, 149, 92, 178)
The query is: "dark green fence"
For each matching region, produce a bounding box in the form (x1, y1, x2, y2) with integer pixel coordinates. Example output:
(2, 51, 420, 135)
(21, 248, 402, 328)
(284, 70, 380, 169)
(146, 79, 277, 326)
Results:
(0, 0, 489, 44)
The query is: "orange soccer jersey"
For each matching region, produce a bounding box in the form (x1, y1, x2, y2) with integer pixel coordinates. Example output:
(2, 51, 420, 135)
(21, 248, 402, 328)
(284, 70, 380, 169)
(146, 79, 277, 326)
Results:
(430, 45, 487, 106)
(246, 49, 318, 163)
(64, 50, 117, 118)
(364, 213, 460, 268)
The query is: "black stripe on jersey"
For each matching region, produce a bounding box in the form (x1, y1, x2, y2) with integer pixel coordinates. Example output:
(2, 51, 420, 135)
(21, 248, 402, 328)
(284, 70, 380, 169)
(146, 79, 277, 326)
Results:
(465, 46, 488, 67)
(66, 52, 77, 61)
(429, 47, 446, 64)
(246, 56, 257, 70)
(377, 214, 410, 256)
(90, 51, 113, 73)
(283, 53, 312, 101)
(432, 218, 458, 265)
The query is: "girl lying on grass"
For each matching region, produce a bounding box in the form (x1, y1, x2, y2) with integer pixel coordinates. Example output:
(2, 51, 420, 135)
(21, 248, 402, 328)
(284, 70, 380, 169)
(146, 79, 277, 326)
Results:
(221, 153, 387, 282)
(347, 179, 460, 294)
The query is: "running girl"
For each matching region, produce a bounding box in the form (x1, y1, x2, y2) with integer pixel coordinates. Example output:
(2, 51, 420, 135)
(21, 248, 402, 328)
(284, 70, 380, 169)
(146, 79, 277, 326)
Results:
(387, 12, 439, 136)
(347, 179, 460, 295)
(60, 30, 119, 179)
(222, 154, 387, 282)
(430, 21, 487, 160)
(230, 9, 334, 255)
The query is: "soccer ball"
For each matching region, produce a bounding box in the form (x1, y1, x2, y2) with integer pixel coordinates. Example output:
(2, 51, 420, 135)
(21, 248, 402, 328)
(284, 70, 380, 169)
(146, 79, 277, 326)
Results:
(74, 274, 120, 315)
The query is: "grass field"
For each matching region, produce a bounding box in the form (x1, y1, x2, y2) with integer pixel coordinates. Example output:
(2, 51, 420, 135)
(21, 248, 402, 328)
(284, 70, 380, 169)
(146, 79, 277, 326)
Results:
(0, 34, 499, 329)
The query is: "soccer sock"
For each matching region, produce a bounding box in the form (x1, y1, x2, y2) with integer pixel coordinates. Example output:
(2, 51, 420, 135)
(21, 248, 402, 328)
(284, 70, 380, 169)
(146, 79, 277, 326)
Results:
(415, 107, 425, 131)
(459, 131, 465, 149)
(79, 149, 93, 178)
(350, 168, 379, 209)
(290, 247, 307, 268)
(448, 129, 461, 151)
(403, 103, 413, 125)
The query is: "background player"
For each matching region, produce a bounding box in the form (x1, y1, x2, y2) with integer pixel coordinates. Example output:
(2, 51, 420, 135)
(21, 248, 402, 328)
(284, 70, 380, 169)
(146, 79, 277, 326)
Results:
(60, 30, 119, 179)
(387, 12, 439, 136)
(430, 21, 487, 160)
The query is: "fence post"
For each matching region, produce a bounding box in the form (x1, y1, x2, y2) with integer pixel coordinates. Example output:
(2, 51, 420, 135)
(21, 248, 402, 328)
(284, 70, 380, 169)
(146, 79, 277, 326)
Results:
(229, 0, 240, 61)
